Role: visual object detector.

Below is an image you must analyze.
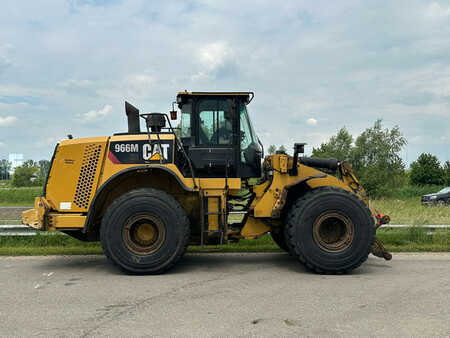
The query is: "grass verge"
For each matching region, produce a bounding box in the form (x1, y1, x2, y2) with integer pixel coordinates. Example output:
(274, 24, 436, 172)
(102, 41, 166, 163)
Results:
(2, 228, 450, 256)
(371, 198, 450, 225)
(0, 187, 41, 206)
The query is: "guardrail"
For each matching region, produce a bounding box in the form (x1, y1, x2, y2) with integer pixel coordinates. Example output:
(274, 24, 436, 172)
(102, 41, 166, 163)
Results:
(1, 224, 450, 236)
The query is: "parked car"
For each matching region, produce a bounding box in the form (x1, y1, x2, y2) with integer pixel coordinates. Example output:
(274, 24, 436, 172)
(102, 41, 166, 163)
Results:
(421, 187, 450, 206)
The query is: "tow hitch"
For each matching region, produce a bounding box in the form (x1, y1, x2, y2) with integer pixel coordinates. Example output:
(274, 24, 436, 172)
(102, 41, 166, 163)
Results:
(371, 210, 392, 261)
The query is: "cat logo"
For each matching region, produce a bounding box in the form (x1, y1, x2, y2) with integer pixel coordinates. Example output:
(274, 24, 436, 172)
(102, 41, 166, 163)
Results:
(109, 140, 173, 164)
(142, 143, 170, 160)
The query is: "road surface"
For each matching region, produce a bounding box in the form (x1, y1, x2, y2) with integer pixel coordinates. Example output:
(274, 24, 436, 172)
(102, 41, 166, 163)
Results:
(1, 253, 450, 337)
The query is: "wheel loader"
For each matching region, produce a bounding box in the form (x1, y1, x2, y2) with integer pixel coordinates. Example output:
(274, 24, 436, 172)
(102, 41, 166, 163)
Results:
(22, 91, 391, 274)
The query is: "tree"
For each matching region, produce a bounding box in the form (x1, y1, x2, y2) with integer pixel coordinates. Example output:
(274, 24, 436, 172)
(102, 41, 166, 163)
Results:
(351, 120, 407, 198)
(444, 161, 450, 186)
(312, 127, 353, 161)
(278, 145, 287, 153)
(268, 145, 276, 155)
(410, 153, 444, 186)
(11, 160, 40, 187)
(37, 160, 51, 185)
(0, 159, 11, 180)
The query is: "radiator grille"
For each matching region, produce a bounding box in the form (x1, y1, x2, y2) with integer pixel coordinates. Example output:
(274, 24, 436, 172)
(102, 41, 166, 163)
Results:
(73, 144, 102, 209)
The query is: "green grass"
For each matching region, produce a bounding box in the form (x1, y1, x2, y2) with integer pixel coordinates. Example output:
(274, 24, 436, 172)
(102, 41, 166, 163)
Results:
(2, 229, 450, 255)
(388, 184, 445, 199)
(371, 198, 450, 225)
(0, 187, 42, 206)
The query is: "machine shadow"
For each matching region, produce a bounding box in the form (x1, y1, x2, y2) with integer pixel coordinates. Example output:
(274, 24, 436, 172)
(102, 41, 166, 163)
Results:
(33, 253, 387, 276)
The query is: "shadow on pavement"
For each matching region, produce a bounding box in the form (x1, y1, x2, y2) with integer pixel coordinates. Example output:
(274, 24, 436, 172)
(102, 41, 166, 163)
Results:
(31, 252, 387, 276)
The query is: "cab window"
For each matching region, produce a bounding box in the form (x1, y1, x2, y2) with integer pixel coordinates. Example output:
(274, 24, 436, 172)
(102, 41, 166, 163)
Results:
(239, 103, 258, 164)
(180, 102, 192, 138)
(198, 99, 233, 145)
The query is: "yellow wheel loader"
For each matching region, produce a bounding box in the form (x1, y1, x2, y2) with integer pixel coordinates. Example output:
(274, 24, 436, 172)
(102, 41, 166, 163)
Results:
(22, 92, 391, 274)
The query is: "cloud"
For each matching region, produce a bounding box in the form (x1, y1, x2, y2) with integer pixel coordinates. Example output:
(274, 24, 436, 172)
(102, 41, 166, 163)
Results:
(198, 41, 232, 70)
(192, 41, 237, 80)
(426, 2, 450, 18)
(0, 1, 450, 164)
(82, 104, 112, 122)
(306, 118, 317, 126)
(0, 116, 17, 126)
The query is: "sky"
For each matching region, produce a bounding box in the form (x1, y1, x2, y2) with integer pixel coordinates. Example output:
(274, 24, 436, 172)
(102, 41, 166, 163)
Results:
(0, 0, 449, 166)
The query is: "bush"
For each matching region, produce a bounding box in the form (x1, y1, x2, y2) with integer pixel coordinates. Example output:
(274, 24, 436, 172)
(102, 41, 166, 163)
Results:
(410, 153, 444, 186)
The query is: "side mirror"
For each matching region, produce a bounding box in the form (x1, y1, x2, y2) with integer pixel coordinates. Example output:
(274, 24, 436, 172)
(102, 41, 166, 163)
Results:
(170, 101, 177, 120)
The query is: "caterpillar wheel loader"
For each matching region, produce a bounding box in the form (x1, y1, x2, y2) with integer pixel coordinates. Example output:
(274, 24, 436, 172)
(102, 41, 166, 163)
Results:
(22, 91, 391, 274)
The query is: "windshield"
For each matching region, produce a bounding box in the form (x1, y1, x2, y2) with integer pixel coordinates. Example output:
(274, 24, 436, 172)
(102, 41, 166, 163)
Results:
(239, 103, 260, 163)
(438, 187, 450, 194)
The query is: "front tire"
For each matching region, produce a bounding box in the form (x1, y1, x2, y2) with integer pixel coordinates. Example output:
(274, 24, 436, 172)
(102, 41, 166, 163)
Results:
(100, 188, 190, 274)
(285, 187, 375, 274)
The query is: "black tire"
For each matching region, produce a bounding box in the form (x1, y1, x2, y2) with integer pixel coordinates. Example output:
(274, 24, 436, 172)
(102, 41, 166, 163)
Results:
(270, 230, 289, 252)
(285, 187, 375, 274)
(100, 188, 190, 274)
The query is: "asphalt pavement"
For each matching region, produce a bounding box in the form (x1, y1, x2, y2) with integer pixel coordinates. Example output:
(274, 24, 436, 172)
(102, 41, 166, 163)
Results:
(1, 253, 450, 337)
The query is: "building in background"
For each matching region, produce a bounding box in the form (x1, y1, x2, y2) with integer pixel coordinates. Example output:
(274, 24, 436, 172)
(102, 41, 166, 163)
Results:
(8, 153, 23, 174)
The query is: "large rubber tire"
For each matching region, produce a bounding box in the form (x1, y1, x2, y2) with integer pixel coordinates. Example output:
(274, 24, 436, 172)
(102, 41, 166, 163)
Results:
(285, 187, 375, 274)
(100, 188, 190, 274)
(270, 231, 289, 252)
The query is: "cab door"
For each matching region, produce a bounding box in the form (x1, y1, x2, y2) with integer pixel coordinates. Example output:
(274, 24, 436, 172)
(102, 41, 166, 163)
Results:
(183, 97, 238, 178)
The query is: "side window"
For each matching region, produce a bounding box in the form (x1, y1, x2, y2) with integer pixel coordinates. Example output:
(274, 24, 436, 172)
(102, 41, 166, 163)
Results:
(181, 103, 192, 138)
(240, 108, 252, 150)
(239, 103, 259, 164)
(198, 99, 232, 145)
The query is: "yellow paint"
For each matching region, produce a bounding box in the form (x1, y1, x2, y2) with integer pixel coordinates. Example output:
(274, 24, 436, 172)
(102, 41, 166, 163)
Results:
(46, 137, 107, 212)
(252, 155, 353, 218)
(241, 216, 271, 239)
(21, 197, 50, 230)
(47, 213, 86, 228)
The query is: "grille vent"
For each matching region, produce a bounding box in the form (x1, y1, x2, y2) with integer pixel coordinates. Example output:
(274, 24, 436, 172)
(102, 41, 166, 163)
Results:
(73, 144, 102, 209)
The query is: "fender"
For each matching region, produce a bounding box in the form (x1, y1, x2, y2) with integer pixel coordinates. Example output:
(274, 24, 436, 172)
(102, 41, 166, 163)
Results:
(271, 174, 327, 218)
(82, 165, 193, 232)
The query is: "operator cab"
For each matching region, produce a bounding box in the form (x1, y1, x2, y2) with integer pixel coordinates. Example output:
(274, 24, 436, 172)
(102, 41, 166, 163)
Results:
(177, 92, 262, 179)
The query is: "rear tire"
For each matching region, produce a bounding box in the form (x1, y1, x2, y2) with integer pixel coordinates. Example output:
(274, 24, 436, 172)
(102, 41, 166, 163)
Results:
(285, 187, 375, 274)
(100, 188, 190, 274)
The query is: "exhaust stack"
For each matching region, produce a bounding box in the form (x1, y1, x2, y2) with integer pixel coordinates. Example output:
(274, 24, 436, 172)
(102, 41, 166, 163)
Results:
(125, 101, 140, 134)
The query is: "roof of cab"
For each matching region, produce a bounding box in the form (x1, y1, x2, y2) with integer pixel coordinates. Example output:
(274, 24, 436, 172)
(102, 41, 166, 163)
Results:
(176, 91, 254, 103)
(178, 91, 252, 96)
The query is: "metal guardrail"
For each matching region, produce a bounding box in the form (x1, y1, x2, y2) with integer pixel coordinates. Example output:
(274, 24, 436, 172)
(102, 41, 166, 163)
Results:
(1, 224, 450, 236)
(0, 225, 38, 236)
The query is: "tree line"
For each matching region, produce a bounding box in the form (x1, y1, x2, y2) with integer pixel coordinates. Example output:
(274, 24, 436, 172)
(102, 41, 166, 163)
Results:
(269, 119, 450, 198)
(0, 159, 50, 187)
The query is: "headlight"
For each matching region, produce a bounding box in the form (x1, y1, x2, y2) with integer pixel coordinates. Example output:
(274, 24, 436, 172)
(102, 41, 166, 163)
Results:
(431, 195, 437, 200)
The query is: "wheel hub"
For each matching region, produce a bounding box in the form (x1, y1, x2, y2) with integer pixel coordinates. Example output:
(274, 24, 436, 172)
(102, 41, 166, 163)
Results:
(313, 212, 354, 252)
(123, 214, 166, 255)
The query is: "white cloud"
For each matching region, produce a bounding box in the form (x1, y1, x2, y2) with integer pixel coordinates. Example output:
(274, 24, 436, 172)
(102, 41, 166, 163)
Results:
(82, 104, 112, 122)
(306, 118, 317, 126)
(1, 2, 450, 163)
(426, 2, 450, 18)
(0, 116, 17, 126)
(199, 42, 231, 68)
(192, 41, 235, 80)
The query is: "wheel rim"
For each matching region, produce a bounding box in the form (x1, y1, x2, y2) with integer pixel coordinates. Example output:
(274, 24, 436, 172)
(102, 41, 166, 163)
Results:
(122, 214, 166, 255)
(313, 212, 354, 253)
